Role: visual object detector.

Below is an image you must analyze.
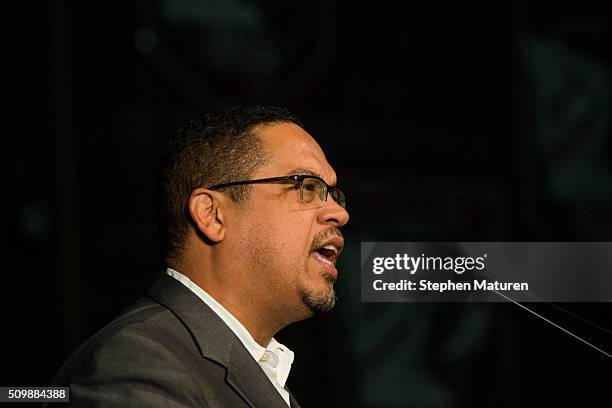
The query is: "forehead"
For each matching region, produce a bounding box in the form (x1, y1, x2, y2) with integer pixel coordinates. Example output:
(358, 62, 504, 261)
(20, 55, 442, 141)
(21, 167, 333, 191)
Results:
(254, 122, 337, 184)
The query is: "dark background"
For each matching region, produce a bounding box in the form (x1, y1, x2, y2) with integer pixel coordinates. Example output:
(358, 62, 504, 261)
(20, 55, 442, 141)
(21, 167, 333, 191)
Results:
(2, 1, 612, 407)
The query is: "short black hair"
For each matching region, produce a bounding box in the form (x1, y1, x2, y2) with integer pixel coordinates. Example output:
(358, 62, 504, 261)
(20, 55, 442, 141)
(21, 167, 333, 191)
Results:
(158, 106, 301, 263)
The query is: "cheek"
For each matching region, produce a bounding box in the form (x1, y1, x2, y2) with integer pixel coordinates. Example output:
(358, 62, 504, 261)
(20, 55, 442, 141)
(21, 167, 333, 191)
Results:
(244, 214, 313, 275)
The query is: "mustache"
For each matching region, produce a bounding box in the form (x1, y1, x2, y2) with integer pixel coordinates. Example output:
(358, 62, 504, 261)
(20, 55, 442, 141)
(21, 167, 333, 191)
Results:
(310, 227, 344, 253)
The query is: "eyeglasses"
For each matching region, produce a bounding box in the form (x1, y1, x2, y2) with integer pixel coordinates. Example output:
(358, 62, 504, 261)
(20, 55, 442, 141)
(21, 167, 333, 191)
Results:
(208, 175, 346, 209)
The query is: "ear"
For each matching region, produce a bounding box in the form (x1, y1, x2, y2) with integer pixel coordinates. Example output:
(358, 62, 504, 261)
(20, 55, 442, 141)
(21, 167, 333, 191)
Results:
(188, 188, 226, 243)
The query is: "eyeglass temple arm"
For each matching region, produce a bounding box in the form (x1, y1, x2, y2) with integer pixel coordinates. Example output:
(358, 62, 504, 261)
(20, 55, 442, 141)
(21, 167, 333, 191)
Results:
(208, 175, 301, 190)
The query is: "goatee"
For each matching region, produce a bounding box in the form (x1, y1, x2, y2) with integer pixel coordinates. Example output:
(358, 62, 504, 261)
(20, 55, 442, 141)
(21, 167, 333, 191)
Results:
(300, 273, 337, 313)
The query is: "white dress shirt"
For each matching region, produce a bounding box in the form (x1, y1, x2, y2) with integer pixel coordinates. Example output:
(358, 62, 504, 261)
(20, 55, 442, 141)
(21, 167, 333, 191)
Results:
(166, 268, 294, 406)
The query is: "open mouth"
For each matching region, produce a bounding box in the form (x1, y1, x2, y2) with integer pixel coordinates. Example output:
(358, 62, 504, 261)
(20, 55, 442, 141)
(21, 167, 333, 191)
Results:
(310, 236, 344, 274)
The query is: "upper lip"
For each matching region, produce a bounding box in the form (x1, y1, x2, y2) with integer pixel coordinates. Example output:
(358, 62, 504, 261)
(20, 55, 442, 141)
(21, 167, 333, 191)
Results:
(311, 235, 345, 262)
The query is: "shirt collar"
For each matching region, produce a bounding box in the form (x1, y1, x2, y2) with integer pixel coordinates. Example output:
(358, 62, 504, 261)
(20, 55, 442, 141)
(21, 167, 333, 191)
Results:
(165, 268, 293, 366)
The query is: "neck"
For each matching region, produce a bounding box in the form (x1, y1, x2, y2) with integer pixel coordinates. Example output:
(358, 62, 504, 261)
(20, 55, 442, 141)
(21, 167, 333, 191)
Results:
(171, 256, 288, 347)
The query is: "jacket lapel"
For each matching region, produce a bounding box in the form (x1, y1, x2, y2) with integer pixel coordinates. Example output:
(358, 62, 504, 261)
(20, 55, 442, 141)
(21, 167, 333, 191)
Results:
(226, 341, 290, 408)
(147, 273, 290, 408)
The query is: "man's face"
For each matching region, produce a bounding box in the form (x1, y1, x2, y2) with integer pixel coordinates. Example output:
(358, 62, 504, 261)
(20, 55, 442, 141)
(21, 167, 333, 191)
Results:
(229, 122, 349, 320)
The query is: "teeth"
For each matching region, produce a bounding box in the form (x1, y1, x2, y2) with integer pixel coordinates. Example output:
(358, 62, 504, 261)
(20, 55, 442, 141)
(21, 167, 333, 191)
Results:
(323, 245, 338, 254)
(313, 251, 335, 266)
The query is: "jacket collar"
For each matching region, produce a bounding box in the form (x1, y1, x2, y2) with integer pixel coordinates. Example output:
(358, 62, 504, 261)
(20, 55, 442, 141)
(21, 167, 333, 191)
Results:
(147, 273, 296, 408)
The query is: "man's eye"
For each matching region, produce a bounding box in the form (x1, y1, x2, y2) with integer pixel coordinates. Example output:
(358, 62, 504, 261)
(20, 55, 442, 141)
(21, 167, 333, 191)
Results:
(303, 182, 318, 192)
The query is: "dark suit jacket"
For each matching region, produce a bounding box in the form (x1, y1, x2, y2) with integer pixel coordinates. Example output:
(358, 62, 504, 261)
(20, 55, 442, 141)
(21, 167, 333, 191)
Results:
(48, 273, 302, 408)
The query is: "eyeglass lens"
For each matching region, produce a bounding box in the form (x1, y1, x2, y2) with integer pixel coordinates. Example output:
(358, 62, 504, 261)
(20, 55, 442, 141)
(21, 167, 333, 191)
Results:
(299, 177, 346, 208)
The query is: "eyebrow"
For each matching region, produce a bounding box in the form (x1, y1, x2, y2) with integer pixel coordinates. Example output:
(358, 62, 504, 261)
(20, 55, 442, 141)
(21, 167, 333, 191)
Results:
(287, 167, 337, 187)
(287, 167, 322, 178)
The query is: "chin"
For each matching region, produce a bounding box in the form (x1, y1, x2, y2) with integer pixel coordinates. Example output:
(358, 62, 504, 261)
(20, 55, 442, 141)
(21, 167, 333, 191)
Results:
(299, 285, 336, 314)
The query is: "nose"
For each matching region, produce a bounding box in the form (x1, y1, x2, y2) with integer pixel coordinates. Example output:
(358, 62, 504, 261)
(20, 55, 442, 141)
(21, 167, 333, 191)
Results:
(317, 197, 349, 227)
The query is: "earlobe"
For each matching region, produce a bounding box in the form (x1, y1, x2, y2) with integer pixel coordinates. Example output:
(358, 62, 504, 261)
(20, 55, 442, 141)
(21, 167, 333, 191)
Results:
(188, 188, 226, 243)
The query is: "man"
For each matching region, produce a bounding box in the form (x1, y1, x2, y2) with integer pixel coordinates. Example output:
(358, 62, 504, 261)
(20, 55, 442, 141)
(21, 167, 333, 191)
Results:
(48, 106, 349, 407)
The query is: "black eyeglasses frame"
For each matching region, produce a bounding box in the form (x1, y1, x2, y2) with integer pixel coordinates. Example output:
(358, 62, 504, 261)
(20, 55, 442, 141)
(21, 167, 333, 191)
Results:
(207, 174, 346, 208)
